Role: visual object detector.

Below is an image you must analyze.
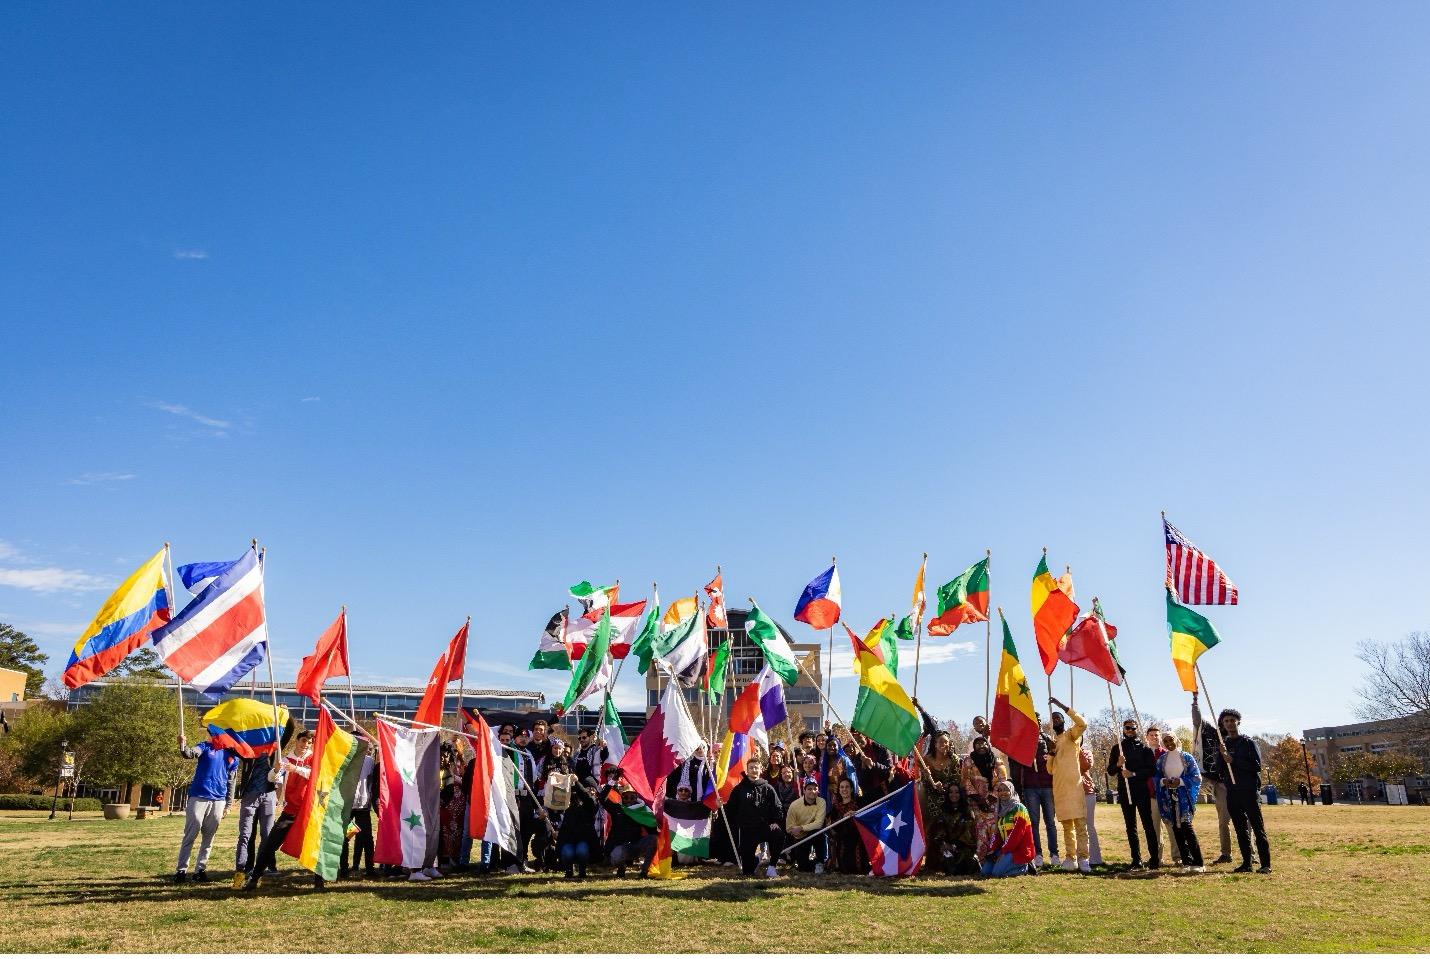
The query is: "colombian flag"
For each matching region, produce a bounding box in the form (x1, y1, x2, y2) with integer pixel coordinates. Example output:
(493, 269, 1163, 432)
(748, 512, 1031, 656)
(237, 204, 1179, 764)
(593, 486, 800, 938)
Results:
(990, 611, 1040, 766)
(63, 547, 172, 688)
(202, 698, 290, 759)
(281, 706, 367, 880)
(1167, 587, 1221, 692)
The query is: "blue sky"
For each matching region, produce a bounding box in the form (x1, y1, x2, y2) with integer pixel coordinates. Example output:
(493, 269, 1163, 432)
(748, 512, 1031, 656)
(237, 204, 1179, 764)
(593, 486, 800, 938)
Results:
(3, 5, 1428, 736)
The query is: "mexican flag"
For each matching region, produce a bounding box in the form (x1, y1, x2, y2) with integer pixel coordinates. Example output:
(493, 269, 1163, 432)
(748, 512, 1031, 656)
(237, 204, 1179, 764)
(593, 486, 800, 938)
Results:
(527, 610, 570, 670)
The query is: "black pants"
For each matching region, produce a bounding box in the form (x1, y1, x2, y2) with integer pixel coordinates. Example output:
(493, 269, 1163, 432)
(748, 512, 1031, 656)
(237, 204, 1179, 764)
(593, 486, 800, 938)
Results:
(251, 813, 295, 877)
(789, 833, 827, 872)
(1119, 794, 1160, 865)
(1227, 786, 1271, 867)
(340, 808, 374, 875)
(737, 825, 783, 876)
(1170, 819, 1203, 867)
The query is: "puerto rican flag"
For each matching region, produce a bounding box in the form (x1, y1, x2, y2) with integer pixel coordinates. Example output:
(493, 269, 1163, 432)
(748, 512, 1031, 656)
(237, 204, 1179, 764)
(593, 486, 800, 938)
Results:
(152, 546, 267, 698)
(853, 782, 925, 876)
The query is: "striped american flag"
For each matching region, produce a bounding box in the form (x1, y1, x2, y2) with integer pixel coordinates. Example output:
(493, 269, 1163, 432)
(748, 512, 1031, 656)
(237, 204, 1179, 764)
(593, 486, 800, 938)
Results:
(1164, 517, 1239, 605)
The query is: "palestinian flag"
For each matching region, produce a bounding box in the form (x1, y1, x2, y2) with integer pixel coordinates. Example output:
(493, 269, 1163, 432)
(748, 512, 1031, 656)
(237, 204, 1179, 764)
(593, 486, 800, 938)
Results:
(570, 580, 618, 614)
(990, 611, 1039, 766)
(663, 795, 712, 858)
(895, 554, 927, 641)
(559, 608, 612, 715)
(280, 705, 367, 880)
(460, 708, 520, 857)
(927, 557, 989, 636)
(1167, 587, 1221, 693)
(630, 592, 663, 675)
(850, 643, 921, 756)
(527, 610, 570, 670)
(1030, 554, 1078, 675)
(374, 718, 441, 868)
(1060, 600, 1122, 686)
(746, 603, 800, 685)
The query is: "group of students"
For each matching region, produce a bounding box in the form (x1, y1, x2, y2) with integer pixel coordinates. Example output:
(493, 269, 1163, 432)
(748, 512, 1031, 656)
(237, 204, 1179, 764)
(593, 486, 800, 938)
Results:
(170, 694, 1274, 887)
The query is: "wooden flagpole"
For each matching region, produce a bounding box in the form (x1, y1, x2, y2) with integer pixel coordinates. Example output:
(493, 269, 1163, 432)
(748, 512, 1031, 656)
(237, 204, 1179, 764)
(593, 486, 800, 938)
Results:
(1065, 566, 1075, 710)
(341, 606, 358, 730)
(456, 615, 471, 728)
(1042, 548, 1055, 712)
(984, 549, 992, 719)
(826, 555, 836, 729)
(1195, 665, 1237, 786)
(162, 543, 186, 735)
(781, 781, 913, 858)
(256, 543, 283, 749)
(911, 552, 927, 700)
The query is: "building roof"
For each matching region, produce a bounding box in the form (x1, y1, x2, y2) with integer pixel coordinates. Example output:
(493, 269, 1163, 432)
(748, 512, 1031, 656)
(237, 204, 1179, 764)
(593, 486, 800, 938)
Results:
(1303, 710, 1430, 740)
(71, 678, 545, 701)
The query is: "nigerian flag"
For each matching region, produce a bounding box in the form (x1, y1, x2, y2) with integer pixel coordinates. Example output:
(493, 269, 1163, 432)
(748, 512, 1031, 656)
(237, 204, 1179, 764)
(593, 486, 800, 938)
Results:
(560, 608, 612, 714)
(745, 603, 799, 685)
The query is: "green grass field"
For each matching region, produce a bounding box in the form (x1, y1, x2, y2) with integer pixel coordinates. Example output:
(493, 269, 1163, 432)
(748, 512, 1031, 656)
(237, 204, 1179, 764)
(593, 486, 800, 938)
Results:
(1, 803, 1426, 953)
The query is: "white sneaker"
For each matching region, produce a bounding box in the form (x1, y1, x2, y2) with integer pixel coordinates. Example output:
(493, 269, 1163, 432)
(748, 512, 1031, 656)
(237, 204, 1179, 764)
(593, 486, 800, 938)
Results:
(765, 865, 777, 878)
(1191, 865, 1206, 873)
(814, 864, 825, 875)
(1059, 858, 1076, 871)
(1078, 859, 1092, 874)
(521, 865, 536, 874)
(407, 871, 430, 882)
(1033, 854, 1044, 869)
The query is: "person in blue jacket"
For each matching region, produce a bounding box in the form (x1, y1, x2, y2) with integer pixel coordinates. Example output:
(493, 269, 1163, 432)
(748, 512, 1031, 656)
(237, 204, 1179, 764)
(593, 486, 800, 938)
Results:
(1155, 730, 1204, 873)
(174, 732, 237, 883)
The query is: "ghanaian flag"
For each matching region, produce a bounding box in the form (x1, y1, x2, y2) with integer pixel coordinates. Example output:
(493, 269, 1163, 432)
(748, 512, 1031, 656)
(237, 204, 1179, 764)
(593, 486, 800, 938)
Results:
(990, 611, 1039, 766)
(281, 705, 367, 880)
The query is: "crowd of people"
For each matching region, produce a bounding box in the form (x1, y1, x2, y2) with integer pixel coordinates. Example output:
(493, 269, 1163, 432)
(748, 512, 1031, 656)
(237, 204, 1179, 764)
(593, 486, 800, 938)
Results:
(169, 693, 1273, 889)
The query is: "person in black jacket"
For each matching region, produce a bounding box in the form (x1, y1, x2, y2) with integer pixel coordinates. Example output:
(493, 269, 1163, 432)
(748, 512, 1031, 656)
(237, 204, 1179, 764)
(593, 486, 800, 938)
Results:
(852, 733, 892, 799)
(727, 759, 783, 877)
(1219, 708, 1272, 873)
(1107, 717, 1161, 869)
(556, 777, 600, 879)
(600, 783, 655, 877)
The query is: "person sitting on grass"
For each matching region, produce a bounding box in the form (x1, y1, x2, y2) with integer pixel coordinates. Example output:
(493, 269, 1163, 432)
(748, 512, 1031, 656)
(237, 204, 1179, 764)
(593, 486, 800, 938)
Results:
(980, 780, 1036, 879)
(784, 776, 828, 874)
(601, 780, 656, 878)
(1155, 730, 1205, 873)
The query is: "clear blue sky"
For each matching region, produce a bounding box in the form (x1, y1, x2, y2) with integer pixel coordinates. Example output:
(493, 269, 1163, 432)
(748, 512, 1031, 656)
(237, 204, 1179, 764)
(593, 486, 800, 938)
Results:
(4, 4, 1428, 737)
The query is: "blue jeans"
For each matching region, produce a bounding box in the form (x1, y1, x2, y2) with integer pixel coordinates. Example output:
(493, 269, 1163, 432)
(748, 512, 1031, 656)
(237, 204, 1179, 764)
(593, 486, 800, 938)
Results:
(559, 841, 591, 865)
(1023, 786, 1058, 858)
(981, 852, 1029, 878)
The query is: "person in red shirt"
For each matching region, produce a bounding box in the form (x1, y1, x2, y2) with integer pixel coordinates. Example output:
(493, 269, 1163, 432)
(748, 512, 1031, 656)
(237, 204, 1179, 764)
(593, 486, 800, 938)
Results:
(242, 731, 314, 890)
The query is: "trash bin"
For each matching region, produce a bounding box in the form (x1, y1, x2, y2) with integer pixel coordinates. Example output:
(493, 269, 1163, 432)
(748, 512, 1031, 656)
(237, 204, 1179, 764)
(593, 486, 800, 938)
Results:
(1320, 783, 1334, 805)
(1264, 785, 1279, 805)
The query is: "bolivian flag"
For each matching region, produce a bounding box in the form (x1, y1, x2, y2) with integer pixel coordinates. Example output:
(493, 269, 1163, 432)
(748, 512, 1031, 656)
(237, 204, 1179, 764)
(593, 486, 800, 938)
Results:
(850, 643, 921, 756)
(1167, 587, 1221, 693)
(990, 611, 1039, 766)
(281, 705, 367, 880)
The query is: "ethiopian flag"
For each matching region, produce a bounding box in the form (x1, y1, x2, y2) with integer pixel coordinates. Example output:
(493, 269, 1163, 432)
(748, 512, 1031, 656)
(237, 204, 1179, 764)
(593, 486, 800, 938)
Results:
(990, 611, 1039, 766)
(1031, 554, 1078, 676)
(850, 644, 921, 756)
(927, 557, 990, 636)
(1167, 587, 1221, 692)
(280, 705, 367, 880)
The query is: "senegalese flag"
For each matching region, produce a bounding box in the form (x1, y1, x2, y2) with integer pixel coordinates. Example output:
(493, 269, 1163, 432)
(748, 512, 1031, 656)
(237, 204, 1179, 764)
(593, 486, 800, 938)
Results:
(927, 557, 989, 636)
(280, 705, 367, 880)
(558, 607, 612, 715)
(705, 633, 730, 706)
(630, 589, 662, 675)
(895, 554, 928, 641)
(1031, 554, 1078, 676)
(990, 611, 1039, 766)
(1167, 587, 1221, 692)
(849, 642, 921, 756)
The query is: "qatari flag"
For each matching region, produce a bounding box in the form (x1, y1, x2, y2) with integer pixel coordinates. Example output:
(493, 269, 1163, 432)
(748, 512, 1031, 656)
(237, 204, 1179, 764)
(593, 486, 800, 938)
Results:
(1164, 516, 1239, 605)
(374, 719, 441, 869)
(616, 680, 704, 803)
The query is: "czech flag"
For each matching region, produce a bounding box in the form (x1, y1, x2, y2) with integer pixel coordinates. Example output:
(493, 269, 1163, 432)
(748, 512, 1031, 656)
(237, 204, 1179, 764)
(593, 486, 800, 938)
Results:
(794, 563, 841, 630)
(853, 782, 925, 876)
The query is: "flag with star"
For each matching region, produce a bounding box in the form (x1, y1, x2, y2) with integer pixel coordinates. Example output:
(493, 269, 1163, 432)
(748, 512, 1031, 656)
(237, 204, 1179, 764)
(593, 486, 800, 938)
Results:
(278, 704, 368, 880)
(852, 782, 925, 876)
(990, 610, 1040, 766)
(374, 717, 441, 869)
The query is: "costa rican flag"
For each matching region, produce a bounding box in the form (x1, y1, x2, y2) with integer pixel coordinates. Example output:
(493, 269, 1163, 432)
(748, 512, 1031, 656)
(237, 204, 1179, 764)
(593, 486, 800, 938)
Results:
(853, 782, 925, 876)
(1164, 517, 1239, 606)
(152, 546, 268, 697)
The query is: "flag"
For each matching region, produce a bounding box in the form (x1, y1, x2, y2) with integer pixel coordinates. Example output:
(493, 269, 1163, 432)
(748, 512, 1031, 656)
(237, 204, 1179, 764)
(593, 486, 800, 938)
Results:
(374, 718, 441, 868)
(704, 570, 728, 629)
(850, 645, 921, 756)
(528, 610, 570, 670)
(1096, 598, 1127, 675)
(63, 546, 172, 688)
(714, 678, 764, 802)
(460, 708, 519, 857)
(559, 608, 612, 714)
(1167, 587, 1222, 692)
(294, 609, 349, 705)
(926, 557, 989, 636)
(1060, 603, 1122, 686)
(201, 698, 289, 759)
(853, 783, 925, 876)
(875, 616, 899, 677)
(617, 679, 704, 803)
(704, 633, 730, 705)
(175, 559, 238, 595)
(659, 595, 699, 632)
(657, 612, 707, 688)
(793, 563, 841, 630)
(647, 808, 677, 880)
(630, 590, 662, 675)
(606, 600, 648, 659)
(895, 555, 928, 641)
(663, 795, 713, 858)
(1165, 516, 1239, 605)
(414, 621, 469, 726)
(1031, 554, 1079, 676)
(756, 663, 788, 733)
(991, 612, 1039, 766)
(152, 546, 266, 698)
(570, 580, 619, 614)
(599, 694, 628, 769)
(746, 603, 800, 685)
(281, 706, 367, 880)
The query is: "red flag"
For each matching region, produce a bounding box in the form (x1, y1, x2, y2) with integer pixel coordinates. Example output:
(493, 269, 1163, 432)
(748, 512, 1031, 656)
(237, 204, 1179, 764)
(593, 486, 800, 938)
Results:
(414, 620, 469, 726)
(294, 609, 349, 705)
(1059, 614, 1122, 686)
(704, 570, 728, 629)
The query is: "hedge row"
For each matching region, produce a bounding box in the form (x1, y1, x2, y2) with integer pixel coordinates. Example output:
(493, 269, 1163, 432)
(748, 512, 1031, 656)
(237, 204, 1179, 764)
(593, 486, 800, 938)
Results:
(0, 793, 104, 812)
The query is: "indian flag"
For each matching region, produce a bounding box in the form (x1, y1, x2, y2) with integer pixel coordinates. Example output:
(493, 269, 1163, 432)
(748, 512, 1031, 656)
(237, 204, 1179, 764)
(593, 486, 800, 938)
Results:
(990, 611, 1039, 766)
(850, 643, 921, 755)
(746, 603, 800, 685)
(1167, 588, 1221, 692)
(894, 554, 927, 641)
(280, 706, 367, 880)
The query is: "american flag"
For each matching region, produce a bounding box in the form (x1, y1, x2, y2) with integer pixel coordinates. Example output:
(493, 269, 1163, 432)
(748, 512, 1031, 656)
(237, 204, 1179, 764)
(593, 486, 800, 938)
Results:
(1164, 517, 1239, 605)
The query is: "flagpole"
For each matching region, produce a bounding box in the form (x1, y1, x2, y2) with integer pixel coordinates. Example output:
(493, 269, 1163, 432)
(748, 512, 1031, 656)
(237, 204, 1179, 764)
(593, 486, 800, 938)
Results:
(1195, 665, 1237, 786)
(256, 542, 282, 750)
(780, 782, 912, 859)
(984, 549, 992, 719)
(457, 615, 470, 728)
(657, 661, 742, 874)
(340, 606, 358, 731)
(826, 555, 835, 728)
(912, 552, 927, 700)
(162, 543, 188, 736)
(752, 595, 864, 759)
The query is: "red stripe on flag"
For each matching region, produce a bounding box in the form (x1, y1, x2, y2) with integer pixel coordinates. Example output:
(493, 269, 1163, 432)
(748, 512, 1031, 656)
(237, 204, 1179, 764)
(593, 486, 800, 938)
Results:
(168, 591, 265, 679)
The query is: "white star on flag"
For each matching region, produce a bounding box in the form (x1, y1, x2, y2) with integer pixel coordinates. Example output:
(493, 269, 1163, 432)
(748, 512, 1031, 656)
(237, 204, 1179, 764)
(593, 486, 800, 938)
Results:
(884, 811, 906, 836)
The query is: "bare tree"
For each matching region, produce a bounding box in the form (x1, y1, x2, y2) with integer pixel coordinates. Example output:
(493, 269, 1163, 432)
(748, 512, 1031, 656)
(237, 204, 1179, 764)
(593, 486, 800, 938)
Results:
(1354, 631, 1430, 736)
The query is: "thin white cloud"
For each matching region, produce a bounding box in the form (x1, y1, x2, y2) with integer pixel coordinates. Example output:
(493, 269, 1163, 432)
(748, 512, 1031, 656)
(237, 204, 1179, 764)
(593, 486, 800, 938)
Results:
(0, 567, 109, 593)
(825, 641, 976, 679)
(0, 541, 22, 561)
(149, 401, 231, 436)
(173, 249, 209, 260)
(66, 472, 138, 486)
(300, 396, 321, 403)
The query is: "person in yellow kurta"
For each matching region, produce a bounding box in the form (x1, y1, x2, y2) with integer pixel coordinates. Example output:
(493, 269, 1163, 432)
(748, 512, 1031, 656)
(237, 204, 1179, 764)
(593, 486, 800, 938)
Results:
(1047, 697, 1091, 873)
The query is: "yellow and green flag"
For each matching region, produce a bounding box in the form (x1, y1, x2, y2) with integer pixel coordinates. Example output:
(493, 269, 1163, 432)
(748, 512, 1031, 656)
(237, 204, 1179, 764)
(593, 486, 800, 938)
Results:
(281, 705, 367, 880)
(850, 644, 921, 756)
(1167, 587, 1221, 692)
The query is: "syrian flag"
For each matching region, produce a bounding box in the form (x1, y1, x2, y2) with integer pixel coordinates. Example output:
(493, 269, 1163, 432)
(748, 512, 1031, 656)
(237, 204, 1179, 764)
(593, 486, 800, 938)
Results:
(662, 795, 713, 858)
(460, 708, 519, 857)
(528, 610, 570, 671)
(853, 782, 925, 877)
(374, 718, 441, 869)
(152, 546, 267, 698)
(599, 694, 628, 769)
(658, 613, 707, 688)
(618, 680, 704, 803)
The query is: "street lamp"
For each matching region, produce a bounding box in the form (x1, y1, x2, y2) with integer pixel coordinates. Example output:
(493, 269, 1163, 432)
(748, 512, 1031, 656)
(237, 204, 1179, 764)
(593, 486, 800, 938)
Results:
(47, 739, 68, 820)
(1300, 738, 1316, 805)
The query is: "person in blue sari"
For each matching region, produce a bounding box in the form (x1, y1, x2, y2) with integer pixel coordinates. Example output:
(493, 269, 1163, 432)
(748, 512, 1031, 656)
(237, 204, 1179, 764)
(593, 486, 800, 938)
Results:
(1155, 731, 1205, 872)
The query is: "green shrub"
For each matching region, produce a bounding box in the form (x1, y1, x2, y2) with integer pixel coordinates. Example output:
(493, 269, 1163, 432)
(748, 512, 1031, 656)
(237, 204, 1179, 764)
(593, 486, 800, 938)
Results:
(0, 793, 103, 812)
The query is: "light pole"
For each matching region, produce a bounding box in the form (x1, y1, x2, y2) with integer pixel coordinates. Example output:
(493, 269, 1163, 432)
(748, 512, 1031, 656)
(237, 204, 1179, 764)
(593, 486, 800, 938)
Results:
(1300, 738, 1315, 805)
(47, 739, 68, 820)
